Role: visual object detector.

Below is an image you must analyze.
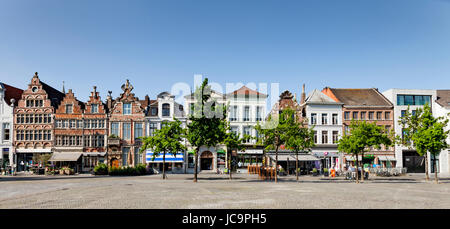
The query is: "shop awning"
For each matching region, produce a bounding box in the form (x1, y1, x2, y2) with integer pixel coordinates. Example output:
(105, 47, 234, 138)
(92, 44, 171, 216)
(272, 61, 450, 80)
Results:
(344, 155, 362, 161)
(377, 156, 396, 161)
(146, 151, 184, 163)
(82, 152, 106, 157)
(269, 154, 319, 161)
(49, 152, 82, 162)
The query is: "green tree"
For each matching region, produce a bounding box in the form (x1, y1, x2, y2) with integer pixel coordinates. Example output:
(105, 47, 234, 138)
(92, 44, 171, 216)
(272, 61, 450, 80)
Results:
(140, 118, 186, 179)
(338, 120, 393, 183)
(399, 103, 449, 183)
(186, 78, 228, 182)
(284, 109, 316, 181)
(223, 125, 250, 180)
(255, 108, 292, 183)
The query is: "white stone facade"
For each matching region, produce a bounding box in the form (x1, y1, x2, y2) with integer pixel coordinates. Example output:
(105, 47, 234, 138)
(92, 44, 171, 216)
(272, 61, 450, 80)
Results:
(382, 89, 438, 172)
(0, 84, 14, 168)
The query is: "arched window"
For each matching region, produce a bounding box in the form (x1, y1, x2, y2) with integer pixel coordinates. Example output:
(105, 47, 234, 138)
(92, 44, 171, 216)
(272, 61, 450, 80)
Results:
(162, 103, 170, 117)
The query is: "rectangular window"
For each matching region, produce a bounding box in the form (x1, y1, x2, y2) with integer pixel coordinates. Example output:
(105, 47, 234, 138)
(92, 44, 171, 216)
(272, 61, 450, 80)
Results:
(123, 103, 132, 115)
(321, 114, 328, 125)
(149, 122, 158, 136)
(322, 131, 328, 144)
(368, 112, 374, 120)
(70, 120, 76, 129)
(111, 122, 119, 136)
(352, 112, 358, 120)
(344, 125, 350, 134)
(91, 104, 98, 113)
(332, 131, 339, 144)
(243, 127, 251, 143)
(243, 106, 250, 121)
(401, 110, 406, 117)
(230, 106, 238, 121)
(313, 131, 317, 144)
(189, 103, 194, 116)
(231, 126, 239, 135)
(134, 123, 143, 139)
(3, 123, 10, 141)
(151, 107, 158, 116)
(122, 147, 130, 166)
(344, 112, 350, 120)
(311, 113, 317, 125)
(360, 112, 366, 120)
(385, 112, 391, 120)
(66, 104, 73, 114)
(123, 123, 131, 140)
(332, 114, 338, 125)
(376, 112, 382, 120)
(256, 106, 263, 121)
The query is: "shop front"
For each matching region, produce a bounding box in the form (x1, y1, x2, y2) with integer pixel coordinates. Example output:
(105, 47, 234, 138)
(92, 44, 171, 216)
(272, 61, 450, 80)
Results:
(236, 149, 264, 173)
(49, 152, 83, 174)
(313, 151, 340, 171)
(82, 152, 106, 173)
(267, 151, 320, 175)
(146, 150, 185, 174)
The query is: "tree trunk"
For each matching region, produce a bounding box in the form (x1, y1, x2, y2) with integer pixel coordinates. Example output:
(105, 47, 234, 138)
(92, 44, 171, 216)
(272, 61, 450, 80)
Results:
(434, 155, 438, 184)
(162, 152, 166, 180)
(296, 152, 299, 181)
(275, 145, 279, 183)
(424, 153, 429, 181)
(360, 152, 365, 182)
(229, 150, 232, 180)
(194, 148, 198, 182)
(355, 154, 360, 184)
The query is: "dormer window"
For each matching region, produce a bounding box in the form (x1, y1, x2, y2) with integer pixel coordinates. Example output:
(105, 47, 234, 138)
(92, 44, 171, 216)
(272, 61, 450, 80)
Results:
(123, 103, 131, 115)
(151, 107, 158, 116)
(66, 104, 73, 114)
(162, 103, 170, 117)
(91, 104, 98, 113)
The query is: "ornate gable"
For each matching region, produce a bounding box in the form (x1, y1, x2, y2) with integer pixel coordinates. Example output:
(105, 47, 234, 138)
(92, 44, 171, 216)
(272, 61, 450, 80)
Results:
(55, 89, 83, 114)
(85, 86, 107, 114)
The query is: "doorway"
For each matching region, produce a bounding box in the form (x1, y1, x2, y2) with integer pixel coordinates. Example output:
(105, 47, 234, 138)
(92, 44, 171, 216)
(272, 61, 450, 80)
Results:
(200, 151, 213, 170)
(403, 150, 425, 173)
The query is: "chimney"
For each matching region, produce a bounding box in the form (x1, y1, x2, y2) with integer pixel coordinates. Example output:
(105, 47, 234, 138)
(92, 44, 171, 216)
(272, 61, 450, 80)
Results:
(62, 81, 66, 94)
(93, 86, 97, 98)
(300, 84, 306, 104)
(107, 90, 113, 110)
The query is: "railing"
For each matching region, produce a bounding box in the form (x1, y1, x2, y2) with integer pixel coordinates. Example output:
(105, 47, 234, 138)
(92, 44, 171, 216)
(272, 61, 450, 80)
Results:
(107, 138, 120, 145)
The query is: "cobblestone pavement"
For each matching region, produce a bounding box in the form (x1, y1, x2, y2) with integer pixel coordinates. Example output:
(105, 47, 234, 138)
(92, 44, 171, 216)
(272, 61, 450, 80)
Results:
(0, 173, 449, 209)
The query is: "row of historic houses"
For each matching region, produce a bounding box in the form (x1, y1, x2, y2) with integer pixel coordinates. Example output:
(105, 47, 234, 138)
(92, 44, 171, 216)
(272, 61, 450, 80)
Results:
(0, 73, 449, 175)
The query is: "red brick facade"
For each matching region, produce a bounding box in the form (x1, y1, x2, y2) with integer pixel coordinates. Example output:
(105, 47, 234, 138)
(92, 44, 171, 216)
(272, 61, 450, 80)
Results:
(107, 80, 146, 167)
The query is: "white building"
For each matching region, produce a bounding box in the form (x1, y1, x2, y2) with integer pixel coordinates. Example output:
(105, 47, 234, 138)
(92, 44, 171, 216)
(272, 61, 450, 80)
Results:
(184, 89, 227, 173)
(382, 89, 438, 173)
(145, 92, 188, 173)
(0, 83, 23, 173)
(435, 90, 450, 175)
(226, 86, 267, 172)
(303, 89, 343, 170)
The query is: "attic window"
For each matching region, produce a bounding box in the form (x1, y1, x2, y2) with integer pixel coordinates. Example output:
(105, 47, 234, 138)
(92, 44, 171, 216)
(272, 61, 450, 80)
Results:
(66, 104, 73, 114)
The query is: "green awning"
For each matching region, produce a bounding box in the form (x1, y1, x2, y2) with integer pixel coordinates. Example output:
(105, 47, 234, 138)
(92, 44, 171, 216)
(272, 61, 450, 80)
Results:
(217, 149, 226, 154)
(188, 151, 195, 155)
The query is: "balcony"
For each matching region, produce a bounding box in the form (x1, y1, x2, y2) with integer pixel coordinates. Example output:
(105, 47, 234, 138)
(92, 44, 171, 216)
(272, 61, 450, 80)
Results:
(107, 136, 121, 146)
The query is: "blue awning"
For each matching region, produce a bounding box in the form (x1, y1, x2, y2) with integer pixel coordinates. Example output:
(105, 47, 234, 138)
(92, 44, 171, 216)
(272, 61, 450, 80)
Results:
(145, 151, 184, 163)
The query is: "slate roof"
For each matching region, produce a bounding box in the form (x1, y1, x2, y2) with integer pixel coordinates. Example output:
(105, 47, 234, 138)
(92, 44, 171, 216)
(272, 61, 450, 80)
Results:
(326, 88, 392, 107)
(41, 81, 66, 108)
(305, 89, 342, 105)
(0, 82, 24, 106)
(436, 90, 450, 108)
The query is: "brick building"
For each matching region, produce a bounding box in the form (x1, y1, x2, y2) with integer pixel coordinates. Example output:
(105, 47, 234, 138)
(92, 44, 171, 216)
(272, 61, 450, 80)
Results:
(82, 86, 108, 172)
(322, 87, 395, 167)
(52, 89, 85, 172)
(14, 72, 65, 172)
(106, 80, 148, 167)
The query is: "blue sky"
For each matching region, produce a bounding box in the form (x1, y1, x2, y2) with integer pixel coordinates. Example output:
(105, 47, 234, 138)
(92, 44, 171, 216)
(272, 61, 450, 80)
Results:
(1, 0, 450, 106)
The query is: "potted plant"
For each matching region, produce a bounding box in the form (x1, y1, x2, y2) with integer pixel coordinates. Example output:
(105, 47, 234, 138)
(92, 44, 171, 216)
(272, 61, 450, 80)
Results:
(323, 168, 329, 177)
(312, 168, 318, 176)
